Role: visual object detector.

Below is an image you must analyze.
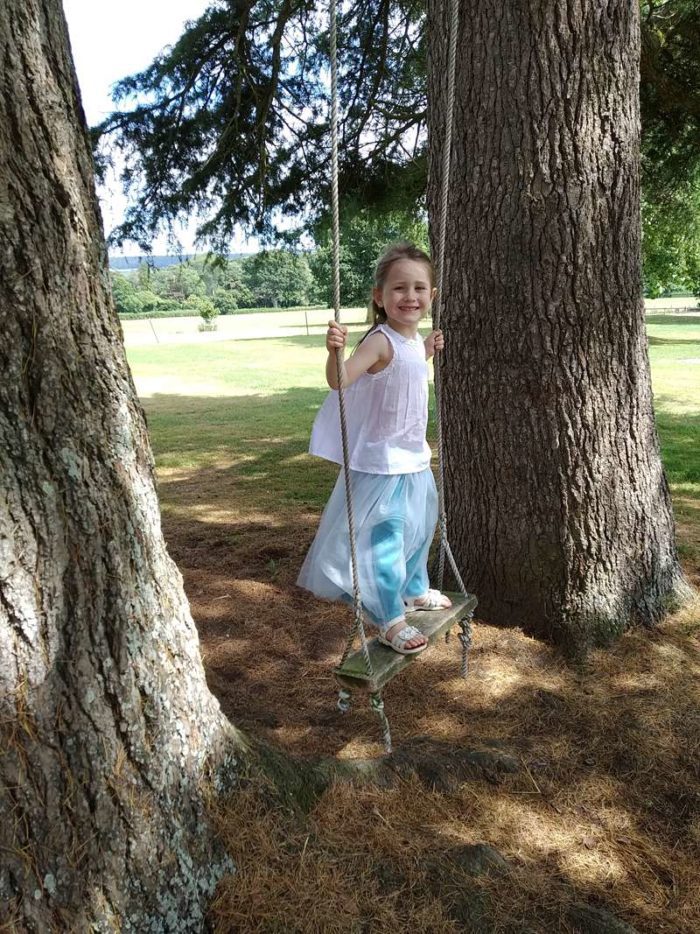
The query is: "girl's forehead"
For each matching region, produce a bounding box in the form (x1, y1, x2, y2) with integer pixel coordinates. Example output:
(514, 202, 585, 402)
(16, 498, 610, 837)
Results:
(383, 258, 432, 284)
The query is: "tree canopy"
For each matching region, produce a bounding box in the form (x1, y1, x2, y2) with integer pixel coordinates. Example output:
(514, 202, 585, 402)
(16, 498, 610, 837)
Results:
(98, 0, 700, 289)
(97, 0, 428, 250)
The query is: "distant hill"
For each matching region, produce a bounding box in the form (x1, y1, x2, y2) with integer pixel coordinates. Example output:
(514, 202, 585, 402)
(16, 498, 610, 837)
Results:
(109, 253, 248, 271)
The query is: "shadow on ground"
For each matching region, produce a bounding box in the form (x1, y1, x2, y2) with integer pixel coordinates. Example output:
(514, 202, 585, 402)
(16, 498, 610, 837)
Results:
(143, 391, 700, 933)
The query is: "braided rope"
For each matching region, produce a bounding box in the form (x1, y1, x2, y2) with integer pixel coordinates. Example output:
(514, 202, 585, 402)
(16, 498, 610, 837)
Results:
(433, 0, 463, 595)
(459, 616, 473, 678)
(330, 0, 374, 677)
(370, 692, 393, 754)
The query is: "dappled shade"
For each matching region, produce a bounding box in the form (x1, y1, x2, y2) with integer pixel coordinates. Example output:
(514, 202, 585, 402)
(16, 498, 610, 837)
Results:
(141, 382, 700, 932)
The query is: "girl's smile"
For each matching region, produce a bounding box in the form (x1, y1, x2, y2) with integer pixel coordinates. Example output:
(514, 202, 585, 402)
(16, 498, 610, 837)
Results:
(373, 258, 436, 337)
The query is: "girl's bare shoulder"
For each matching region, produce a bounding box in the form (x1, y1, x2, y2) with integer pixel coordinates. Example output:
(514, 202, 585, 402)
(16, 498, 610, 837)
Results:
(361, 328, 392, 359)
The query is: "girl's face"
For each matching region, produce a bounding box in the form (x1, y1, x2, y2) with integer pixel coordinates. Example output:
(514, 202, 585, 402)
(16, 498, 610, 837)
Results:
(373, 258, 436, 335)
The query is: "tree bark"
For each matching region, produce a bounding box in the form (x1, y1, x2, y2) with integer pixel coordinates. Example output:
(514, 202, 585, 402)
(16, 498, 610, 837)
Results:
(0, 1, 242, 927)
(427, 0, 688, 654)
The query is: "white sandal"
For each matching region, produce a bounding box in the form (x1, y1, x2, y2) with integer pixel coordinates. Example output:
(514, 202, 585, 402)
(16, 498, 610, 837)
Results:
(378, 623, 428, 656)
(404, 589, 452, 613)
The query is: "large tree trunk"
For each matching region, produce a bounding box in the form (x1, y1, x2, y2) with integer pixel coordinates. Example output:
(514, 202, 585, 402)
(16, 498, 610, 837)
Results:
(427, 0, 688, 654)
(0, 1, 242, 927)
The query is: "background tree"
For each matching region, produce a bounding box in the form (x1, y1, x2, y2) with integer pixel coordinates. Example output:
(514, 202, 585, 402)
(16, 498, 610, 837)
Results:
(136, 257, 154, 290)
(0, 0, 242, 924)
(110, 270, 145, 315)
(310, 207, 429, 306)
(642, 174, 700, 296)
(212, 286, 239, 314)
(242, 250, 314, 307)
(218, 258, 256, 307)
(152, 261, 206, 302)
(189, 254, 225, 296)
(640, 1, 700, 294)
(641, 1, 700, 200)
(426, 0, 688, 653)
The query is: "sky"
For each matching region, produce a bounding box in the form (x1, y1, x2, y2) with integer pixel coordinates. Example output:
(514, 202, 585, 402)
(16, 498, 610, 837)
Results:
(63, 0, 254, 255)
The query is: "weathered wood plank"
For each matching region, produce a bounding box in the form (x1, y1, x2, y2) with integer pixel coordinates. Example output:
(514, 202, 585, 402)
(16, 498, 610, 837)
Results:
(334, 593, 478, 693)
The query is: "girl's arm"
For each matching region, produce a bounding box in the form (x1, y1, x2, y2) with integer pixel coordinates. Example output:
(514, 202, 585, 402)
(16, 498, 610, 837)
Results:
(325, 321, 390, 389)
(424, 328, 445, 360)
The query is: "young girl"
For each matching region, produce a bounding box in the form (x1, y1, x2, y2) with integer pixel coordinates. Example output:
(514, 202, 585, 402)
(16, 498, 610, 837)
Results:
(297, 242, 451, 655)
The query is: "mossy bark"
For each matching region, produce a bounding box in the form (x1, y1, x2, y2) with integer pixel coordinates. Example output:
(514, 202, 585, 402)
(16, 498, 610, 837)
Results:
(427, 0, 689, 655)
(0, 2, 243, 927)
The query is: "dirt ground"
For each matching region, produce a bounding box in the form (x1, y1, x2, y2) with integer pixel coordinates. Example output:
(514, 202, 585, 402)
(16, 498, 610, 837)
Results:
(161, 479, 700, 932)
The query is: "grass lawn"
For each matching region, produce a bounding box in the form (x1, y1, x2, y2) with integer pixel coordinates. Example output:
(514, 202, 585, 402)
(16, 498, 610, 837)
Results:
(127, 328, 368, 510)
(126, 315, 700, 933)
(646, 315, 700, 569)
(127, 315, 700, 562)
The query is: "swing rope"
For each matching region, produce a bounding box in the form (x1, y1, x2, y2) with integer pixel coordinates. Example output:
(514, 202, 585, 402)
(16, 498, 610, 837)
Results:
(432, 0, 468, 599)
(331, 0, 466, 694)
(329, 0, 374, 680)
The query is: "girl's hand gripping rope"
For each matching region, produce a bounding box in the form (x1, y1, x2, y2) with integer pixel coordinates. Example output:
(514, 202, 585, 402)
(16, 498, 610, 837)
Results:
(424, 328, 445, 360)
(326, 320, 348, 352)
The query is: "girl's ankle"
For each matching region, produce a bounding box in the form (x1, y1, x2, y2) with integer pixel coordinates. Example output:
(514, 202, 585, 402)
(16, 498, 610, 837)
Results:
(380, 615, 406, 637)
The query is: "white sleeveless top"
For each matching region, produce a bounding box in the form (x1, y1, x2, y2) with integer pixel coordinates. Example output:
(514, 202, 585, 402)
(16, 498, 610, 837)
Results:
(309, 323, 431, 474)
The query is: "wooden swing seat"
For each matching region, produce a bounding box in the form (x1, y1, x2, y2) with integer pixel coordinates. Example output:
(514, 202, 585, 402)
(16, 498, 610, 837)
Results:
(334, 592, 477, 695)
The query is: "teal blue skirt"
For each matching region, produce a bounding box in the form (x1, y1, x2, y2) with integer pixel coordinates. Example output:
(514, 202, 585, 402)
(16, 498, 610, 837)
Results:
(297, 467, 438, 628)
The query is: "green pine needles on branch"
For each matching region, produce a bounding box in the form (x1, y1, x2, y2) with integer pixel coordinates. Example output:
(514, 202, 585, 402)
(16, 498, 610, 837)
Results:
(97, 0, 700, 292)
(96, 0, 427, 251)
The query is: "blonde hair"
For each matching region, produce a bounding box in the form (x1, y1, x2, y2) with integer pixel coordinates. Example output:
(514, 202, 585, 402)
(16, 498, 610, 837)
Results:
(357, 242, 435, 347)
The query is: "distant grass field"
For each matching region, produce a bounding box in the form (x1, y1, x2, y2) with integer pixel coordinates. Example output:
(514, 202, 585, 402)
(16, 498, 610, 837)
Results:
(126, 315, 700, 548)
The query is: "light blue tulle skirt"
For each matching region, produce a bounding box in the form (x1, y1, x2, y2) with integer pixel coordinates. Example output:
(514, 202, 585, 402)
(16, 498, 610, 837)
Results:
(297, 468, 438, 628)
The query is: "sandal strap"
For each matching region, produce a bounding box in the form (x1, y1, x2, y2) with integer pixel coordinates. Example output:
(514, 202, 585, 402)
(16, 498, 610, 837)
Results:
(395, 625, 423, 641)
(405, 589, 448, 609)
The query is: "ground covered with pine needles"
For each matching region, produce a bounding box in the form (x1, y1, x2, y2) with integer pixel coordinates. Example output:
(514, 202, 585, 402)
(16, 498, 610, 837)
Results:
(130, 315, 700, 932)
(161, 488, 699, 934)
